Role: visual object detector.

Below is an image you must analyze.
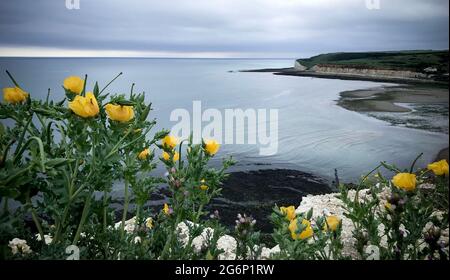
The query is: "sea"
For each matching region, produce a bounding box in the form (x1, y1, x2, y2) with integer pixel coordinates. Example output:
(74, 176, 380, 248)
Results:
(1, 57, 448, 182)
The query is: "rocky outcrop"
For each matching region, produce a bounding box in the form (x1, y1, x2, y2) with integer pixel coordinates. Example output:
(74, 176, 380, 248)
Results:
(311, 65, 428, 79)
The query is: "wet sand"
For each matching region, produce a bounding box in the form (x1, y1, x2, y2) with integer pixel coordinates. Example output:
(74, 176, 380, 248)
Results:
(241, 67, 449, 85)
(338, 85, 449, 113)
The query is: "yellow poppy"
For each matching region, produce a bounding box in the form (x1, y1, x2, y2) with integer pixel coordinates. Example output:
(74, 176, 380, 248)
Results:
(323, 216, 340, 232)
(68, 92, 99, 118)
(280, 206, 296, 221)
(105, 104, 134, 122)
(427, 160, 449, 176)
(162, 151, 179, 162)
(163, 203, 170, 215)
(63, 76, 84, 94)
(392, 173, 416, 192)
(3, 87, 28, 104)
(289, 218, 313, 240)
(162, 135, 178, 150)
(204, 139, 220, 156)
(138, 148, 150, 160)
(145, 217, 153, 229)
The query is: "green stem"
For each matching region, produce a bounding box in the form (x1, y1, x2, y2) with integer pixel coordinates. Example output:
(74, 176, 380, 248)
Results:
(1, 139, 15, 167)
(161, 214, 182, 260)
(410, 153, 424, 173)
(120, 180, 130, 239)
(14, 116, 33, 155)
(53, 162, 79, 244)
(99, 72, 122, 95)
(3, 198, 8, 214)
(136, 206, 141, 223)
(45, 88, 50, 104)
(5, 70, 21, 88)
(27, 195, 45, 243)
(13, 136, 46, 172)
(103, 190, 108, 233)
(195, 204, 204, 223)
(53, 205, 70, 244)
(72, 190, 93, 245)
(105, 130, 132, 160)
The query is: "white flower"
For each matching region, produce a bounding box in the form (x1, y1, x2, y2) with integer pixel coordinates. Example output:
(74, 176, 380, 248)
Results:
(191, 227, 214, 253)
(217, 235, 237, 260)
(114, 217, 137, 234)
(9, 238, 32, 255)
(176, 221, 194, 247)
(35, 234, 53, 245)
(134, 236, 142, 244)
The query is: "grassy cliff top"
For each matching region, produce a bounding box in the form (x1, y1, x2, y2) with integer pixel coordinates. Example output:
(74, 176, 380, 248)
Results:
(297, 50, 449, 73)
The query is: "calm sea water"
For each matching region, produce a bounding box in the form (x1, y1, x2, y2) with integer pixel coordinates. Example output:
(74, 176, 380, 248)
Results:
(0, 58, 448, 182)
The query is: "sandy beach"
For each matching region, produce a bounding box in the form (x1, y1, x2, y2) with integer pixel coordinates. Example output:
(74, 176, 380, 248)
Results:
(338, 85, 449, 113)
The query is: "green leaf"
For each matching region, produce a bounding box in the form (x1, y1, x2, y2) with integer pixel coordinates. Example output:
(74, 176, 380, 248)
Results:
(93, 82, 100, 97)
(45, 158, 75, 168)
(306, 208, 313, 220)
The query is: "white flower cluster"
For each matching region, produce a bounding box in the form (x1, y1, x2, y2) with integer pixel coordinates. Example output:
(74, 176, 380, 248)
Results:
(175, 221, 280, 260)
(8, 238, 32, 255)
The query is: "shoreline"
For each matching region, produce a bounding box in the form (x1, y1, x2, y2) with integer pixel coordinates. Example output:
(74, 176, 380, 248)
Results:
(337, 84, 449, 135)
(240, 67, 449, 85)
(242, 66, 449, 162)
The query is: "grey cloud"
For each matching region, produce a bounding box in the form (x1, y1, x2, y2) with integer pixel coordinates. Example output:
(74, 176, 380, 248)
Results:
(0, 0, 448, 57)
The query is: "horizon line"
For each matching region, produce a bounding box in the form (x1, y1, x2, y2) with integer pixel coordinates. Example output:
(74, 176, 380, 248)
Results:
(0, 56, 296, 60)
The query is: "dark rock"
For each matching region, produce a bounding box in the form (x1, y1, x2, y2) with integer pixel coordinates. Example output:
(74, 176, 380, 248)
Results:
(207, 169, 333, 233)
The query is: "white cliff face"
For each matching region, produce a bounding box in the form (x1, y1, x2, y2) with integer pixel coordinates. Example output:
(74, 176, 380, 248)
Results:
(294, 61, 308, 71)
(310, 65, 428, 79)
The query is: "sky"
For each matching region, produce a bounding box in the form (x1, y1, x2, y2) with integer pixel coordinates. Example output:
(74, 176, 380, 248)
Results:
(0, 0, 448, 58)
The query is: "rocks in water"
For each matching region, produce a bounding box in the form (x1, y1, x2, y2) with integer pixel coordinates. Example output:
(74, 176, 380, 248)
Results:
(113, 169, 333, 233)
(209, 169, 333, 232)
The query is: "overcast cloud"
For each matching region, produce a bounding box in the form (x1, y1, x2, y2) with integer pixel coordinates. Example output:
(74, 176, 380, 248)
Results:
(0, 0, 448, 58)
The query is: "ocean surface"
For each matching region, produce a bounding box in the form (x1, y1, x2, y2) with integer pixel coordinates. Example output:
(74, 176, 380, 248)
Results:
(0, 58, 448, 182)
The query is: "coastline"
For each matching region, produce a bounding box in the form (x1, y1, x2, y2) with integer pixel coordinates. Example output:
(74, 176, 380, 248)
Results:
(337, 84, 449, 134)
(113, 66, 448, 235)
(241, 67, 450, 85)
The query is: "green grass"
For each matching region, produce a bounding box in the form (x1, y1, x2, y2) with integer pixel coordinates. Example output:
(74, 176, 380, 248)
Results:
(297, 50, 449, 73)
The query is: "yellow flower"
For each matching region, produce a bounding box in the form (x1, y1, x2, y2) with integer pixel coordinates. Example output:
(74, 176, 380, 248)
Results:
(289, 218, 313, 240)
(280, 206, 296, 221)
(200, 183, 209, 191)
(105, 104, 134, 122)
(162, 151, 170, 161)
(138, 148, 150, 160)
(163, 203, 171, 215)
(162, 135, 178, 150)
(204, 139, 220, 156)
(162, 151, 179, 162)
(173, 152, 180, 162)
(63, 76, 84, 94)
(384, 202, 392, 211)
(427, 160, 449, 176)
(145, 217, 153, 229)
(392, 173, 417, 192)
(323, 216, 340, 232)
(68, 92, 99, 118)
(3, 87, 29, 104)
